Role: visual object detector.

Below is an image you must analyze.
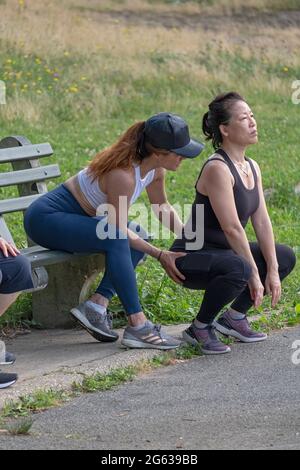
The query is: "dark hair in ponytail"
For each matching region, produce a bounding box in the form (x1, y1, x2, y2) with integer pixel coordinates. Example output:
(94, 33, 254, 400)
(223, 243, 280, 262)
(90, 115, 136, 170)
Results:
(202, 92, 245, 149)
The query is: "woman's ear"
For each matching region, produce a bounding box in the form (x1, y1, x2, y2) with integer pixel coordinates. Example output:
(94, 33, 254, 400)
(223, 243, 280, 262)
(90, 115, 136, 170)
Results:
(219, 124, 229, 138)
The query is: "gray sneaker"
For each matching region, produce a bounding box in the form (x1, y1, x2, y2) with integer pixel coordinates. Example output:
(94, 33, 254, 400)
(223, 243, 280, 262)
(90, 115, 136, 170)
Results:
(182, 323, 231, 355)
(213, 310, 267, 343)
(70, 301, 119, 342)
(122, 321, 181, 350)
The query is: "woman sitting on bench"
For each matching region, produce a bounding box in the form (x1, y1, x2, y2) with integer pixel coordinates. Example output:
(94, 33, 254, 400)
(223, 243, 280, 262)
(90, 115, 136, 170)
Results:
(24, 113, 204, 350)
(0, 237, 33, 388)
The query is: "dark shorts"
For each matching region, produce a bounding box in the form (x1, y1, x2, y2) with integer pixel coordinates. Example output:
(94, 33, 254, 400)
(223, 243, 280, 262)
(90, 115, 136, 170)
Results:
(0, 253, 33, 294)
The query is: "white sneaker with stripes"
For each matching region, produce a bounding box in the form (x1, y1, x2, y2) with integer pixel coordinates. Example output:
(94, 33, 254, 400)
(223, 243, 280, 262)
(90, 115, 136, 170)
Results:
(121, 321, 181, 350)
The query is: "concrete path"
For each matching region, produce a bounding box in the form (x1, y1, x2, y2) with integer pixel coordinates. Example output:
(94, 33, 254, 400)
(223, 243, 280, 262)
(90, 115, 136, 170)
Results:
(0, 324, 187, 409)
(0, 325, 299, 449)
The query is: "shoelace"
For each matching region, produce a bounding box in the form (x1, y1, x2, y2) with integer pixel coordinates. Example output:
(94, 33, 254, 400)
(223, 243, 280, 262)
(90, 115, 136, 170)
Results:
(106, 311, 113, 329)
(153, 324, 163, 338)
(208, 326, 219, 341)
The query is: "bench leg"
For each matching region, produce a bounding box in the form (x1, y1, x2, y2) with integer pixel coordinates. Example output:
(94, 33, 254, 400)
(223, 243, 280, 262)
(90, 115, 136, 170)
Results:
(32, 254, 105, 328)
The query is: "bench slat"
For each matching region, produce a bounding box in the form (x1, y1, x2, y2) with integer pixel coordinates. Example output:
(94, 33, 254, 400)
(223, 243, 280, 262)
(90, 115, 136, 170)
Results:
(0, 194, 42, 214)
(0, 164, 61, 188)
(21, 246, 103, 268)
(0, 143, 53, 163)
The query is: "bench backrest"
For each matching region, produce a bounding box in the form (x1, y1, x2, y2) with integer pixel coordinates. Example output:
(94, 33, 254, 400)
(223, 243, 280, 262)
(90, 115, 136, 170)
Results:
(0, 135, 61, 246)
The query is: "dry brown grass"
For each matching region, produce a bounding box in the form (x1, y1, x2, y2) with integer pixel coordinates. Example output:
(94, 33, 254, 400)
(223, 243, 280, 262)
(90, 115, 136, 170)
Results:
(69, 0, 300, 15)
(0, 0, 299, 61)
(0, 91, 44, 122)
(0, 0, 299, 123)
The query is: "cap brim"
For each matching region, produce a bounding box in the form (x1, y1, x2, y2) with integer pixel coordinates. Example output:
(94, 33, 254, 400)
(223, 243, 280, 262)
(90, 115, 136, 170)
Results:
(171, 138, 205, 158)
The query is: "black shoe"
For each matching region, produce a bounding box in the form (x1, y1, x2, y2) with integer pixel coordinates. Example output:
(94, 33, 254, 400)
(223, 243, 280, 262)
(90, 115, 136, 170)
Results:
(0, 371, 18, 389)
(0, 352, 16, 366)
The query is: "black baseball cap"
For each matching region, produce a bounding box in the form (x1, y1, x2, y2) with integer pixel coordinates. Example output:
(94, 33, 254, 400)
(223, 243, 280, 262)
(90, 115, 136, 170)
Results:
(144, 112, 204, 158)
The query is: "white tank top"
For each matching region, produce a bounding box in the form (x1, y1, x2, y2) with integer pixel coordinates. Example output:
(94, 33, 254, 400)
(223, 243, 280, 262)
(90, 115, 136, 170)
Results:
(77, 165, 156, 210)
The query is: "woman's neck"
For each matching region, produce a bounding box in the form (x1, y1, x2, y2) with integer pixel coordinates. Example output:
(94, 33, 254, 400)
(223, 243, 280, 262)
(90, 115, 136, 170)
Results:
(220, 143, 247, 163)
(139, 155, 160, 178)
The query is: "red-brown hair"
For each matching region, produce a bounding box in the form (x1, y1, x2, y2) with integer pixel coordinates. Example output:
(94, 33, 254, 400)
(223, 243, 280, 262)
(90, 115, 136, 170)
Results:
(88, 121, 170, 180)
(88, 121, 145, 180)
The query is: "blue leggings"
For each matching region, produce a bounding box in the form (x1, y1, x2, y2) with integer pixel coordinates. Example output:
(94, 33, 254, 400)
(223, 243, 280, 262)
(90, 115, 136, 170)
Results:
(24, 185, 148, 314)
(0, 253, 33, 294)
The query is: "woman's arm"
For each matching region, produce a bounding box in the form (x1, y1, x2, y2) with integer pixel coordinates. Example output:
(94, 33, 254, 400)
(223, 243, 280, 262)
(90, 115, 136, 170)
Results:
(146, 168, 184, 236)
(250, 160, 279, 271)
(250, 160, 281, 307)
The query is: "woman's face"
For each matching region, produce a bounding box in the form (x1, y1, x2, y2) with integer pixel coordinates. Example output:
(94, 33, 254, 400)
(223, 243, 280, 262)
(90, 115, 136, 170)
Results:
(156, 151, 184, 171)
(221, 100, 258, 146)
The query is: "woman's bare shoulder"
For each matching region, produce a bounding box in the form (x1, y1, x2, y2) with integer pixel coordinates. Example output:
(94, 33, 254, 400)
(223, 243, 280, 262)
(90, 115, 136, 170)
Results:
(197, 154, 233, 194)
(202, 153, 231, 175)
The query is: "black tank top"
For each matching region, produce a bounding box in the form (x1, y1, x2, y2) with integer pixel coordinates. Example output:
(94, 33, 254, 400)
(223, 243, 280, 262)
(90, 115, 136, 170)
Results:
(171, 148, 260, 251)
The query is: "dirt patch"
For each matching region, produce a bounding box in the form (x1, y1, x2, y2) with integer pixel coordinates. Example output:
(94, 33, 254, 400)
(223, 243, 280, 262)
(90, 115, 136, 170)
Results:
(79, 7, 300, 31)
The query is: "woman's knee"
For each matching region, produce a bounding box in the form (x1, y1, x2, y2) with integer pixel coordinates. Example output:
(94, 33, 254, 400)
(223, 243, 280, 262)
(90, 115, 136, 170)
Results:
(276, 244, 297, 276)
(12, 255, 32, 279)
(0, 254, 33, 293)
(222, 256, 252, 284)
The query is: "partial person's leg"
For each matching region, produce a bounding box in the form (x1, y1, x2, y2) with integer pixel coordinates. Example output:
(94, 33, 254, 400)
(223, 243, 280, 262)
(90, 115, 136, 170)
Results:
(77, 222, 150, 342)
(94, 222, 149, 303)
(0, 254, 33, 386)
(214, 243, 296, 342)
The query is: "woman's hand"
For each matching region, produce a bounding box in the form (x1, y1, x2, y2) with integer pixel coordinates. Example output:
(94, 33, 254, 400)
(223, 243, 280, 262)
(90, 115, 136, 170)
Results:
(0, 237, 20, 257)
(265, 270, 281, 308)
(159, 251, 187, 284)
(248, 273, 265, 309)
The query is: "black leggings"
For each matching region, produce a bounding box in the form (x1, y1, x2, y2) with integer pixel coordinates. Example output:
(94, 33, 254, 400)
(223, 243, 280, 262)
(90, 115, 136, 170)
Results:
(175, 242, 296, 324)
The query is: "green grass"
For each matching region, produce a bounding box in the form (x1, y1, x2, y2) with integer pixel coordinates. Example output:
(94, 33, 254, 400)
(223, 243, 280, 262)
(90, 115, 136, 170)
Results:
(1, 389, 70, 418)
(0, 0, 299, 329)
(72, 366, 137, 393)
(3, 417, 34, 436)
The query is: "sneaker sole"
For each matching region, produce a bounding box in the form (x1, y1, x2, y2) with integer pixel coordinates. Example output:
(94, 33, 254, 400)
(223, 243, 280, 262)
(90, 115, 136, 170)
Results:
(121, 338, 181, 350)
(0, 360, 15, 366)
(70, 309, 119, 342)
(182, 330, 231, 355)
(0, 379, 17, 389)
(213, 321, 268, 343)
